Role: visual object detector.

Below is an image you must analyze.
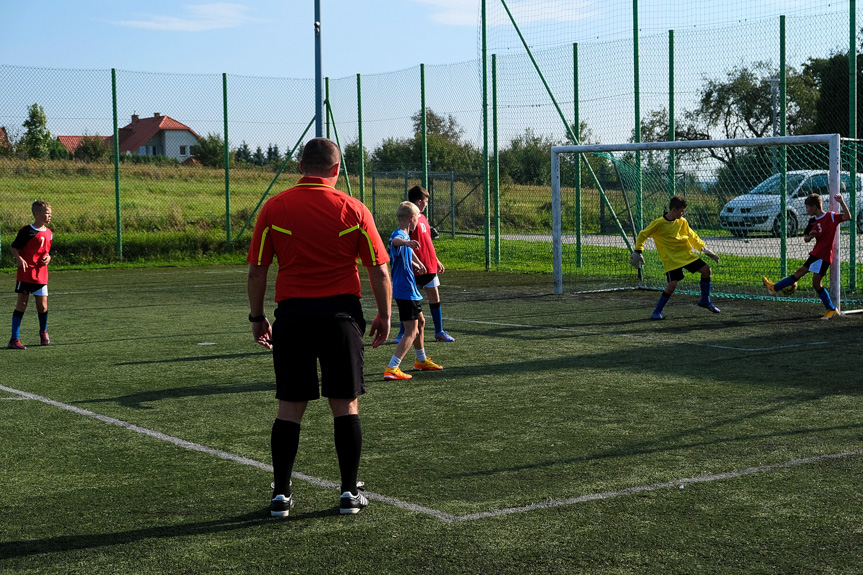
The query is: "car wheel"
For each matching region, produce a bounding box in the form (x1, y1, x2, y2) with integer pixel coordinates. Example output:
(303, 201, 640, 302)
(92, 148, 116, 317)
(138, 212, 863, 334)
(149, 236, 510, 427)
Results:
(772, 213, 798, 237)
(858, 211, 863, 234)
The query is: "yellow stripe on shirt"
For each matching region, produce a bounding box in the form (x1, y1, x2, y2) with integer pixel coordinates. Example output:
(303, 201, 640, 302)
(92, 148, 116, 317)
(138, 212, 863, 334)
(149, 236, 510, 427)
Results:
(339, 225, 378, 266)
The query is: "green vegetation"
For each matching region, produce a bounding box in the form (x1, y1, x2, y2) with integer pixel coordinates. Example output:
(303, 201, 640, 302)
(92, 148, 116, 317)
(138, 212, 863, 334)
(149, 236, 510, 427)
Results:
(1, 266, 861, 574)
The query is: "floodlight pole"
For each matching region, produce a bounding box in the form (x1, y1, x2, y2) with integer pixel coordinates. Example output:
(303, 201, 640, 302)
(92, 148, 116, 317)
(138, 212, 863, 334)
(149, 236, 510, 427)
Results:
(314, 0, 323, 137)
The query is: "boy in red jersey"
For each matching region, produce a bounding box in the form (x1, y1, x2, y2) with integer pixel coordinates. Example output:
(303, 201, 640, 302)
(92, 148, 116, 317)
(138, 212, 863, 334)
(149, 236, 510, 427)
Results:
(8, 200, 53, 350)
(392, 185, 455, 343)
(762, 191, 850, 319)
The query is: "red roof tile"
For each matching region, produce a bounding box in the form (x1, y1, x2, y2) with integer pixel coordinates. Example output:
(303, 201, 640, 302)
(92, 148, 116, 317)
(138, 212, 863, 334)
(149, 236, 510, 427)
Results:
(105, 114, 201, 154)
(57, 135, 110, 154)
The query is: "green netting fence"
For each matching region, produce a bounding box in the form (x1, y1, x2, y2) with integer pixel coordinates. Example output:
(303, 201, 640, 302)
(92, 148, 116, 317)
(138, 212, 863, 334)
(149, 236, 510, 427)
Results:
(2, 1, 863, 301)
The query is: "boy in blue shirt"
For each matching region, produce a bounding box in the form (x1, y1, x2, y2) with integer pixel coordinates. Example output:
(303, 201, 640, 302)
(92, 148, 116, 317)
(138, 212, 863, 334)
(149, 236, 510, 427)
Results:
(385, 202, 443, 380)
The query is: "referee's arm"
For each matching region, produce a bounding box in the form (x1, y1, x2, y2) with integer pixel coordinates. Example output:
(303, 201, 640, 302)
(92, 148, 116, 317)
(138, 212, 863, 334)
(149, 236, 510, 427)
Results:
(366, 263, 392, 348)
(247, 264, 272, 348)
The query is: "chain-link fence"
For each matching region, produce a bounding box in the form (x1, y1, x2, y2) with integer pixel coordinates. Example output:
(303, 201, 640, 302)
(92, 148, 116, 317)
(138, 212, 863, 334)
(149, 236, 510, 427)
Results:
(2, 2, 862, 300)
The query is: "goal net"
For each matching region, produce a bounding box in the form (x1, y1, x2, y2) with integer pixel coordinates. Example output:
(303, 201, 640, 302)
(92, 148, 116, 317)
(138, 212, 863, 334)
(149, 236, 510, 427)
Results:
(550, 135, 863, 312)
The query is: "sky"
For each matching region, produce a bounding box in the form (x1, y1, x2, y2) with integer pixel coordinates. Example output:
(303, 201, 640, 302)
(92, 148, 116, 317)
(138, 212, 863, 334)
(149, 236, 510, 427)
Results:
(3, 1, 483, 79)
(3, 1, 839, 80)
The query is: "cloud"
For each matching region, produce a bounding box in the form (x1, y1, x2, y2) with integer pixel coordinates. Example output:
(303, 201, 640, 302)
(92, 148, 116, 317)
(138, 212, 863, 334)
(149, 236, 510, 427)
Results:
(416, 0, 597, 27)
(111, 3, 256, 32)
(415, 0, 477, 27)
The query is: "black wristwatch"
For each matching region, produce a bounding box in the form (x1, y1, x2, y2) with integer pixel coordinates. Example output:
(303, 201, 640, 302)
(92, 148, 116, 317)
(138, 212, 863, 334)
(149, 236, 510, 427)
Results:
(249, 313, 267, 323)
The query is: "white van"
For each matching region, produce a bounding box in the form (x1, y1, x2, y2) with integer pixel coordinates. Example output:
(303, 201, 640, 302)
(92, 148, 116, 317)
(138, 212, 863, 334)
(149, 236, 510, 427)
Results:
(719, 170, 863, 237)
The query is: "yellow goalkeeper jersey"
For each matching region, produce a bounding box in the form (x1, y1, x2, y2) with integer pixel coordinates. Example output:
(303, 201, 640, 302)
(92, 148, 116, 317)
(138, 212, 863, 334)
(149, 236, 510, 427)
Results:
(635, 214, 706, 272)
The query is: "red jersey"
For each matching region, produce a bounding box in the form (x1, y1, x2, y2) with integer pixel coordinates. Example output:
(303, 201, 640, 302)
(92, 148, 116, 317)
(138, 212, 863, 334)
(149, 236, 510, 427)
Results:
(808, 211, 841, 264)
(11, 224, 52, 284)
(409, 213, 438, 274)
(247, 177, 389, 301)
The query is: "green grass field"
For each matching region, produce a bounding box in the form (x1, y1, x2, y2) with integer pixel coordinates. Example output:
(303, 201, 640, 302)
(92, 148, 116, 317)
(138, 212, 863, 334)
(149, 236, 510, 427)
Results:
(2, 266, 862, 574)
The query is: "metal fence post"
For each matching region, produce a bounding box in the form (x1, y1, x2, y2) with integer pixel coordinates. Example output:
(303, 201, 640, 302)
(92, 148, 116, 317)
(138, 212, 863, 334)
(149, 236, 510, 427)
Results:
(111, 68, 122, 260)
(223, 72, 231, 251)
(357, 73, 365, 204)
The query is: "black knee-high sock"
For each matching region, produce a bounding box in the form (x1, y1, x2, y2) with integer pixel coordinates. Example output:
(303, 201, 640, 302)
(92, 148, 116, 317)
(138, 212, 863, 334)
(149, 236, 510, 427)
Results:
(271, 418, 300, 497)
(333, 414, 362, 495)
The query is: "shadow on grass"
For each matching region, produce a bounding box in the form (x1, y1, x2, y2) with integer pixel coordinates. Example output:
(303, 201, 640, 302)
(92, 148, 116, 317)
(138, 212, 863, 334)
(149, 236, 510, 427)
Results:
(0, 508, 338, 560)
(116, 351, 270, 365)
(73, 381, 273, 409)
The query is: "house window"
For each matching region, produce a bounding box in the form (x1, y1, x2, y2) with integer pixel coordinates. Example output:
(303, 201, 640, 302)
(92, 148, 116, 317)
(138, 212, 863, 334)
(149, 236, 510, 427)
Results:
(152, 146, 157, 155)
(180, 146, 187, 156)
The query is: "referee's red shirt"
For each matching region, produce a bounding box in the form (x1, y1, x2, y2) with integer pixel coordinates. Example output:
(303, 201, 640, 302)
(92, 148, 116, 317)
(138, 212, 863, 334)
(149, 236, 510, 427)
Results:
(247, 177, 389, 301)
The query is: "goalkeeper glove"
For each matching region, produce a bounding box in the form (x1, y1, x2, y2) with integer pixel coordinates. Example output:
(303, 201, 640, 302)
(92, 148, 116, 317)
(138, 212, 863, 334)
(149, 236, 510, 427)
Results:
(702, 247, 720, 262)
(629, 250, 645, 268)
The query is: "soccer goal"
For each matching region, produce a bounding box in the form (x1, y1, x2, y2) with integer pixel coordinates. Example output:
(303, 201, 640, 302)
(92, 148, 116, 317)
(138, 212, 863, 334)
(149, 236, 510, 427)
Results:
(550, 134, 862, 312)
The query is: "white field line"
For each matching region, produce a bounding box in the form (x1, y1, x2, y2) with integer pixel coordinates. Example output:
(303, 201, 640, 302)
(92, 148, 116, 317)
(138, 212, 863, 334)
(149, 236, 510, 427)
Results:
(452, 450, 863, 522)
(0, 384, 452, 522)
(3, 383, 859, 523)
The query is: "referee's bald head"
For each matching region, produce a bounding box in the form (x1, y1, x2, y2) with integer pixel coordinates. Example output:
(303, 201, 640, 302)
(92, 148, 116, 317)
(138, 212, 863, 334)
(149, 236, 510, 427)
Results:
(301, 138, 341, 176)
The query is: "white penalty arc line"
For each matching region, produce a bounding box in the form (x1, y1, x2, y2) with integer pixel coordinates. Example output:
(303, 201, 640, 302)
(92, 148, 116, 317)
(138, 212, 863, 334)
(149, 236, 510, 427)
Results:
(444, 318, 828, 352)
(2, 383, 858, 523)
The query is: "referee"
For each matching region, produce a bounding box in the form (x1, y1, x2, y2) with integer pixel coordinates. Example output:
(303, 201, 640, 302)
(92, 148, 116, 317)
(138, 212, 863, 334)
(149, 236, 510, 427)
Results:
(247, 137, 392, 517)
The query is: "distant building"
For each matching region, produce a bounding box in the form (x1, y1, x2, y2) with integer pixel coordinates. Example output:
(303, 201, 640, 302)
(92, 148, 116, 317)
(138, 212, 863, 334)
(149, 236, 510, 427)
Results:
(0, 126, 10, 149)
(57, 135, 110, 155)
(57, 113, 201, 161)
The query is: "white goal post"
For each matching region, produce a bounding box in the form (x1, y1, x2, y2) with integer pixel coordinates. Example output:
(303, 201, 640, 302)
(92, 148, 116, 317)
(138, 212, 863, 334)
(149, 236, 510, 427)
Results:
(550, 134, 842, 306)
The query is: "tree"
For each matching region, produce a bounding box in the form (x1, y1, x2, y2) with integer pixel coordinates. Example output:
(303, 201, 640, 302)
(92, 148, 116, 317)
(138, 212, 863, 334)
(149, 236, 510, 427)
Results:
(252, 146, 266, 166)
(343, 138, 370, 174)
(234, 141, 253, 164)
(411, 108, 463, 142)
(266, 143, 281, 164)
(74, 134, 109, 162)
(802, 51, 863, 137)
(191, 133, 228, 168)
(675, 62, 818, 186)
(498, 128, 560, 185)
(21, 103, 52, 159)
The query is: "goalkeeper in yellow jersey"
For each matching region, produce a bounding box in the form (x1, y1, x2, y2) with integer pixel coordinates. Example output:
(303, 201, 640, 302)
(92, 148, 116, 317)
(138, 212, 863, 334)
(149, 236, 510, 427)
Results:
(629, 195, 721, 320)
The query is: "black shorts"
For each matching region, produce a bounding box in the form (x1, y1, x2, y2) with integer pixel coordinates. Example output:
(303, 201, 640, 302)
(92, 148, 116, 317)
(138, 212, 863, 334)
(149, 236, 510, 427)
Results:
(665, 258, 708, 283)
(15, 281, 47, 295)
(804, 255, 830, 275)
(272, 296, 367, 402)
(395, 298, 422, 322)
(414, 273, 436, 289)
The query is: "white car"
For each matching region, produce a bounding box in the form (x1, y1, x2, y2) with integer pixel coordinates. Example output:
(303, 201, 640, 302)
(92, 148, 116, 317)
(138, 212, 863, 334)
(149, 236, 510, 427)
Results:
(719, 170, 863, 237)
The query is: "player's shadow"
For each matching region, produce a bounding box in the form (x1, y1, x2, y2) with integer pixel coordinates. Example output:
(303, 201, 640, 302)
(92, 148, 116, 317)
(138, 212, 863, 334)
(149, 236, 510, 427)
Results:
(0, 508, 334, 562)
(116, 350, 270, 365)
(73, 381, 273, 410)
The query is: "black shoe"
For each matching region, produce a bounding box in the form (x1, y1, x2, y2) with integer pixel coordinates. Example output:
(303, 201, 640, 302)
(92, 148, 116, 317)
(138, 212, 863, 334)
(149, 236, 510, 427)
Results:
(269, 494, 293, 518)
(339, 491, 369, 515)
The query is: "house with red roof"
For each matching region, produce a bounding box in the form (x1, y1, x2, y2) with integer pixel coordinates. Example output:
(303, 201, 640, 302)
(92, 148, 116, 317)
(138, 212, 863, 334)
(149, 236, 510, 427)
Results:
(58, 113, 201, 161)
(0, 126, 10, 149)
(57, 135, 110, 155)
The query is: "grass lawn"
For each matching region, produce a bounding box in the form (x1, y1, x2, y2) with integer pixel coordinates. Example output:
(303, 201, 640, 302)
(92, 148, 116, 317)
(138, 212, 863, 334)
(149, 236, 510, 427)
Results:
(1, 265, 861, 573)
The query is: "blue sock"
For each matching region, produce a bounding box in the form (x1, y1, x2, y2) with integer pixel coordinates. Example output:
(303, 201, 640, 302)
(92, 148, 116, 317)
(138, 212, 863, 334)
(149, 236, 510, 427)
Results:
(396, 322, 405, 338)
(654, 292, 671, 315)
(774, 276, 796, 291)
(817, 288, 835, 310)
(698, 280, 712, 304)
(11, 311, 23, 339)
(429, 302, 443, 334)
(38, 311, 48, 333)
